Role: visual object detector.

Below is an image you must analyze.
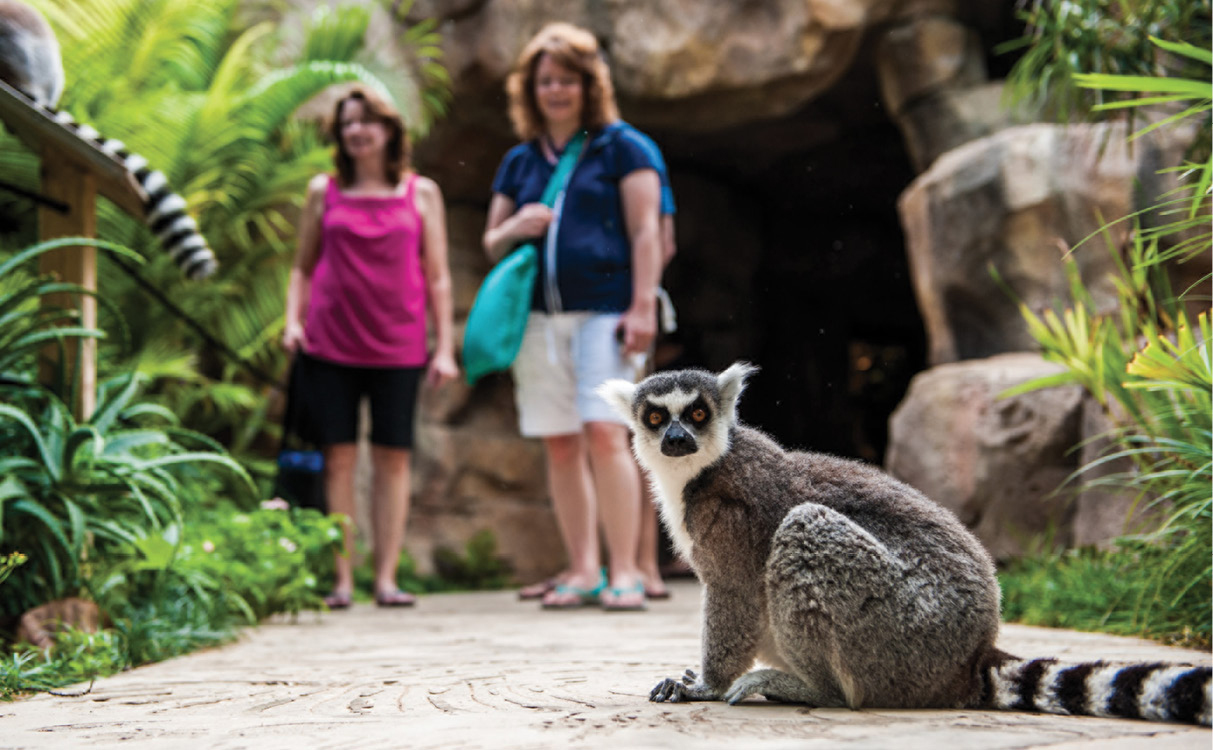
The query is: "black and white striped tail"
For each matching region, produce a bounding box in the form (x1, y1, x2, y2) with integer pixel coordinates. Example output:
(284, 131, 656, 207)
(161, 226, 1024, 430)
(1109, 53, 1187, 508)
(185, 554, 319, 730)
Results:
(47, 112, 217, 279)
(989, 657, 1212, 726)
(16, 90, 217, 279)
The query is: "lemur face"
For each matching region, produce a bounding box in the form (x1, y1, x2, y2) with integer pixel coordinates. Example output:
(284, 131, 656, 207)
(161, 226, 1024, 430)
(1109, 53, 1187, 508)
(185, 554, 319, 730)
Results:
(639, 388, 714, 457)
(598, 362, 757, 469)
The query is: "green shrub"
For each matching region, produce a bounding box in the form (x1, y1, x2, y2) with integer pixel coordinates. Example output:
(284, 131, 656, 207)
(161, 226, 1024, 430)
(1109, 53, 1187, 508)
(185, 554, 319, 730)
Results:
(0, 504, 343, 699)
(3, 1, 451, 454)
(341, 529, 512, 599)
(431, 530, 513, 592)
(1001, 0, 1211, 133)
(0, 370, 255, 618)
(0, 628, 126, 699)
(1001, 23, 1211, 645)
(1001, 532, 1211, 648)
(0, 553, 26, 587)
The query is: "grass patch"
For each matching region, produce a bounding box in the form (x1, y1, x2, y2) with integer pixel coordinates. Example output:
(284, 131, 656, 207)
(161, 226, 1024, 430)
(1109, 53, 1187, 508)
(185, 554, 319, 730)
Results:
(1000, 535, 1212, 650)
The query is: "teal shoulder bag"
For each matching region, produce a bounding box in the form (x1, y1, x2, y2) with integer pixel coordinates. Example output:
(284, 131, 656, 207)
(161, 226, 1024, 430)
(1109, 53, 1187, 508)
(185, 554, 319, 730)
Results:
(463, 131, 586, 385)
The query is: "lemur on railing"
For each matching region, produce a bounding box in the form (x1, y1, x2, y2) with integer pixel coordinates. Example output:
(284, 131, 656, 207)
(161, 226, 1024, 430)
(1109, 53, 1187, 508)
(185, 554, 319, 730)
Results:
(0, 0, 216, 278)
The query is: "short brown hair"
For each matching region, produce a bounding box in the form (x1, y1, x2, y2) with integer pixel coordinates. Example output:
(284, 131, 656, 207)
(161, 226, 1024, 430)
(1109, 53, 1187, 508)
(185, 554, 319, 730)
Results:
(505, 22, 619, 141)
(328, 87, 411, 187)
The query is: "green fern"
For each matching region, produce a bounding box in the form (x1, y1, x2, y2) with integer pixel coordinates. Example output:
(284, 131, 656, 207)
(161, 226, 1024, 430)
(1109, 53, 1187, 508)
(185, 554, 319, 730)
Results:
(2, 1, 451, 447)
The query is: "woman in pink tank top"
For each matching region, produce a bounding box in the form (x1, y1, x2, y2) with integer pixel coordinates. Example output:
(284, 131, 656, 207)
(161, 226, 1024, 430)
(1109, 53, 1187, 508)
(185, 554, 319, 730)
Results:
(283, 87, 458, 609)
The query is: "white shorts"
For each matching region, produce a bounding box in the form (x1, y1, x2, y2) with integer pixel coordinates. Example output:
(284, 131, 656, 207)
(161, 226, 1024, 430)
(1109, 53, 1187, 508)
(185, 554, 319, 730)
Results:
(511, 311, 644, 437)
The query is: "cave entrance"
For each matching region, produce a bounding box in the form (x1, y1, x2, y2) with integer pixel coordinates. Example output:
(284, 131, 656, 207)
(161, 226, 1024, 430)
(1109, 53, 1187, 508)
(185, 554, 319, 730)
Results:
(649, 59, 923, 464)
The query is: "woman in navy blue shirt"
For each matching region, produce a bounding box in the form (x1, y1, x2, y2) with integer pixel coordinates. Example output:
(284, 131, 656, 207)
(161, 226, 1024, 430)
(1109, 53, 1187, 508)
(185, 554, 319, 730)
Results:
(483, 22, 662, 611)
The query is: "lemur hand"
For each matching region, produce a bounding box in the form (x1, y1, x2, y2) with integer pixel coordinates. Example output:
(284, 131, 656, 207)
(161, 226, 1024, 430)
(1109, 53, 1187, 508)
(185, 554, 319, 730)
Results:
(649, 669, 719, 702)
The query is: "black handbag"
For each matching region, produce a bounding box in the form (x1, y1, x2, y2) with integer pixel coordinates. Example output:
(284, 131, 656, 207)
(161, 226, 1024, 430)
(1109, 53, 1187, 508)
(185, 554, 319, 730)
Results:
(271, 353, 326, 513)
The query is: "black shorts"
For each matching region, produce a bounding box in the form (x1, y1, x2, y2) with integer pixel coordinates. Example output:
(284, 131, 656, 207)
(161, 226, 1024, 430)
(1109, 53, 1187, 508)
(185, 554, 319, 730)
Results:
(298, 353, 424, 448)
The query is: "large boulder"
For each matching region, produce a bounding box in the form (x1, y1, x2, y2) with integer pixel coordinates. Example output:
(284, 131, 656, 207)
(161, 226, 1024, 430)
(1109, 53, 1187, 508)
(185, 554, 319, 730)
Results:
(886, 352, 1084, 559)
(896, 122, 1188, 366)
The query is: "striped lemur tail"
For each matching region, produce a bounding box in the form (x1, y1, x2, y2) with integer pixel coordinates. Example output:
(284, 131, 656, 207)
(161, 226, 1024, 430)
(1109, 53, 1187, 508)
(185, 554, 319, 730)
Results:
(0, 0, 216, 279)
(987, 655, 1212, 726)
(44, 109, 218, 279)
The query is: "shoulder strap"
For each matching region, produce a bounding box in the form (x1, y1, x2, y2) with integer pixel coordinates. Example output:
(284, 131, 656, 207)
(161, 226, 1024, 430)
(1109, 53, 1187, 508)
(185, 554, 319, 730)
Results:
(536, 131, 586, 315)
(539, 131, 586, 207)
(324, 174, 338, 208)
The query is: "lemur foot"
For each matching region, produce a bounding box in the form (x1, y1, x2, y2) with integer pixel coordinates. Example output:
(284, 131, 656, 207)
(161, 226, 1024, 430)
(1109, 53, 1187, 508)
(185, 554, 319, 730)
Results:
(650, 669, 718, 702)
(723, 668, 816, 705)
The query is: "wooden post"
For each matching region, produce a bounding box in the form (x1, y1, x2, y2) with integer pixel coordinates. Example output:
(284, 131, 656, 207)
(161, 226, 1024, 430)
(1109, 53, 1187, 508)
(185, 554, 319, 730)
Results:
(38, 150, 97, 420)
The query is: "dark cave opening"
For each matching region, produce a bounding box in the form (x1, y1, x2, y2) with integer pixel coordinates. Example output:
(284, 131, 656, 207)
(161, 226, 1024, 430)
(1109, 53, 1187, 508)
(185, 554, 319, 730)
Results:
(650, 64, 924, 464)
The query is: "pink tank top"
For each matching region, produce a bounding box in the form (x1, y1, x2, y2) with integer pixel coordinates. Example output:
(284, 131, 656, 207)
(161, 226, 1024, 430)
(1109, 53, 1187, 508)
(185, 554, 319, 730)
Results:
(305, 175, 428, 367)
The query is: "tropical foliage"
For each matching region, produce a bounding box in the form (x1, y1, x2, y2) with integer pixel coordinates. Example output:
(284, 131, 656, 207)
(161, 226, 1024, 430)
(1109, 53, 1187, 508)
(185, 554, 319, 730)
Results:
(1001, 0, 1211, 131)
(999, 7, 1211, 646)
(1, 502, 342, 699)
(0, 237, 344, 698)
(0, 0, 450, 457)
(1, 240, 248, 615)
(0, 1, 465, 697)
(1005, 241, 1210, 644)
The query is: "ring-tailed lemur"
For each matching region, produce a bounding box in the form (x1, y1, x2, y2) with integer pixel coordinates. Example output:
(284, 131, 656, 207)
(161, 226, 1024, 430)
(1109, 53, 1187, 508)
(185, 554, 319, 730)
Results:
(0, 0, 216, 279)
(599, 363, 1212, 726)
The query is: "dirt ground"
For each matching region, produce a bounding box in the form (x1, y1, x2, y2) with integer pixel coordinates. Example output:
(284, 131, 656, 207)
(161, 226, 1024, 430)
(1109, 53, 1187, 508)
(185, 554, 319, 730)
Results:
(1, 579, 1209, 750)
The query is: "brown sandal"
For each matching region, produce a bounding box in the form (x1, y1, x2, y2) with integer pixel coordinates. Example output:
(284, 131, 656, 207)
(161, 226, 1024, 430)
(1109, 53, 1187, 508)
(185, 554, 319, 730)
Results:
(517, 577, 559, 600)
(324, 591, 352, 610)
(375, 590, 416, 608)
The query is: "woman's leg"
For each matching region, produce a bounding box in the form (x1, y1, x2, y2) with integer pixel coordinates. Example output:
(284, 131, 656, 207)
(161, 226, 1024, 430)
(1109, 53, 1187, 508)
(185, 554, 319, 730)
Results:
(323, 442, 359, 600)
(585, 421, 645, 608)
(370, 444, 412, 599)
(638, 480, 668, 598)
(362, 364, 423, 605)
(540, 433, 602, 606)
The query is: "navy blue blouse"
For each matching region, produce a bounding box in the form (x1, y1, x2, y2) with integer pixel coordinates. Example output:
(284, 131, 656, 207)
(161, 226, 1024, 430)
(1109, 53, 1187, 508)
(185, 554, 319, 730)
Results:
(491, 121, 664, 313)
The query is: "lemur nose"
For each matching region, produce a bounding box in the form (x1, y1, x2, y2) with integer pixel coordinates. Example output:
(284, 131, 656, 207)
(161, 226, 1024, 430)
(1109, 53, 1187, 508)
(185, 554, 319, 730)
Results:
(661, 421, 697, 457)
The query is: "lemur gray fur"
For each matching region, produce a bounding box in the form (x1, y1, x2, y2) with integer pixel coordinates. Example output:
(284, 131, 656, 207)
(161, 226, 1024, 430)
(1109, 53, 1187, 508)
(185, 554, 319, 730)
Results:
(599, 362, 1212, 726)
(0, 0, 216, 278)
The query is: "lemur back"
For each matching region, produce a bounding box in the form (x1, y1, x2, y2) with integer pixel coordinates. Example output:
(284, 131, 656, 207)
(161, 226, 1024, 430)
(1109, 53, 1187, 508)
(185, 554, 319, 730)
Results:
(0, 0, 215, 279)
(600, 363, 1212, 726)
(0, 0, 59, 106)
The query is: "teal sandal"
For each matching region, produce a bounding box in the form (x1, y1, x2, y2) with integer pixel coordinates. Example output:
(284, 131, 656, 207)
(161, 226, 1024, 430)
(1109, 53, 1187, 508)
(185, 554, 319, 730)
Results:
(540, 570, 606, 609)
(600, 581, 647, 612)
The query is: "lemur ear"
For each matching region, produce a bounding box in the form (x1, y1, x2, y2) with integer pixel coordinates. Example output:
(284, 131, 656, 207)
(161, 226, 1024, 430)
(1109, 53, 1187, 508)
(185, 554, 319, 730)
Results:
(596, 379, 637, 424)
(717, 362, 758, 421)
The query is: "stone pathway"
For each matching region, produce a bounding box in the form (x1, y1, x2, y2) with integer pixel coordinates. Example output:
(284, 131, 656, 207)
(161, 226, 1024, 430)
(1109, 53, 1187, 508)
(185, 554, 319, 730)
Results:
(1, 579, 1209, 749)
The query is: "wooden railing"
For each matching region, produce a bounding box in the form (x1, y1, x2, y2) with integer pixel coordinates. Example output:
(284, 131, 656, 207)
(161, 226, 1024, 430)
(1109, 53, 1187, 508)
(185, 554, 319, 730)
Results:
(0, 77, 148, 418)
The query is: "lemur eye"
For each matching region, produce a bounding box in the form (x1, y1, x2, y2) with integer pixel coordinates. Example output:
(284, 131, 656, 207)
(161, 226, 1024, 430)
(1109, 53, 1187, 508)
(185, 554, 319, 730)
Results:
(691, 408, 707, 423)
(648, 411, 664, 426)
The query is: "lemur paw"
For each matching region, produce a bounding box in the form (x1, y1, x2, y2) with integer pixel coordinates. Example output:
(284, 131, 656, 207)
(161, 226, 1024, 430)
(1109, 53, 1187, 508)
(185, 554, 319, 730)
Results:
(723, 669, 816, 705)
(722, 672, 767, 705)
(650, 669, 716, 702)
(650, 677, 688, 702)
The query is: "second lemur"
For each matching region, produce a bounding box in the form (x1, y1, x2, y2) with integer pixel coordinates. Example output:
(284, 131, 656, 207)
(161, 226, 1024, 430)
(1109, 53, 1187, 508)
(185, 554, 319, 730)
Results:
(0, 0, 215, 278)
(599, 363, 1211, 726)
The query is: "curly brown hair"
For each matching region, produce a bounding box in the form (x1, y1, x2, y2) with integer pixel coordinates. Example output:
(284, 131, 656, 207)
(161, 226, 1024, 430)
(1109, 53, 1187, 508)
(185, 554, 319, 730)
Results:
(505, 22, 619, 141)
(328, 87, 411, 187)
